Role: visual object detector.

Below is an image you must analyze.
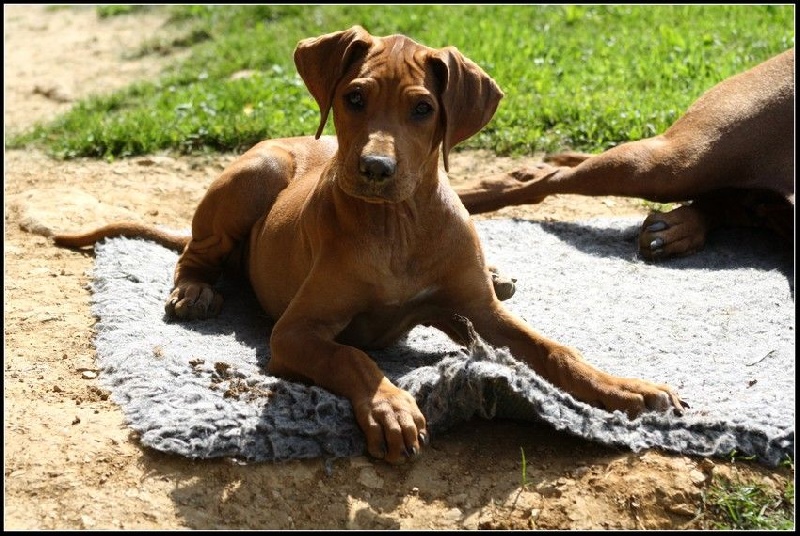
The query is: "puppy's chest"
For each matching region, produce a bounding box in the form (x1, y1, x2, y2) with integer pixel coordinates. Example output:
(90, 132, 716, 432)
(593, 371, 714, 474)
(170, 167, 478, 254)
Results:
(342, 283, 443, 348)
(371, 281, 439, 309)
(360, 245, 445, 307)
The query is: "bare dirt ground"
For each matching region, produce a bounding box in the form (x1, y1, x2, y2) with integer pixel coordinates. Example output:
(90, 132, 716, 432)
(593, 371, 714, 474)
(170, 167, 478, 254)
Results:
(4, 5, 793, 530)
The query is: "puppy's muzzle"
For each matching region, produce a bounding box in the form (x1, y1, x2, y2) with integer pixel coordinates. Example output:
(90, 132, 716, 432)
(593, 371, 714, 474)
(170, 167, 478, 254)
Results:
(360, 155, 397, 182)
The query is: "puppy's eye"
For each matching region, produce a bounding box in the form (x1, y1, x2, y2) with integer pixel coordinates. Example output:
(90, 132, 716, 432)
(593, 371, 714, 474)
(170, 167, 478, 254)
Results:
(412, 101, 433, 118)
(345, 91, 365, 110)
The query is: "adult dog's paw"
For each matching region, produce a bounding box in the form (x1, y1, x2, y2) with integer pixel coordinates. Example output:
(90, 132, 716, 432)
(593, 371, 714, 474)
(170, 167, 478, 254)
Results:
(639, 207, 707, 261)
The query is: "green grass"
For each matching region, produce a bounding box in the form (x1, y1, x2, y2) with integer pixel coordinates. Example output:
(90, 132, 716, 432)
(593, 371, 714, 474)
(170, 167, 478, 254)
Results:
(700, 456, 795, 530)
(95, 5, 155, 18)
(703, 475, 794, 529)
(8, 5, 794, 160)
(520, 447, 529, 489)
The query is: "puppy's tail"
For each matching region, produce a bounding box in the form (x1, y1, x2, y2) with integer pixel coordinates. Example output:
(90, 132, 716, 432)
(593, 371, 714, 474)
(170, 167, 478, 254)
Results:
(52, 221, 190, 252)
(544, 151, 594, 168)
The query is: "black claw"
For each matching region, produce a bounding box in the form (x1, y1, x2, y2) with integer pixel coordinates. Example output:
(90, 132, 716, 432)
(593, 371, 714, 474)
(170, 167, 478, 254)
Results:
(646, 221, 668, 232)
(371, 442, 386, 460)
(418, 431, 429, 446)
(671, 399, 690, 416)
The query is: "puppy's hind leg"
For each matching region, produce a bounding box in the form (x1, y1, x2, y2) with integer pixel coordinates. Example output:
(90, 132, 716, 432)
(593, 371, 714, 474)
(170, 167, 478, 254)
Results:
(167, 143, 297, 320)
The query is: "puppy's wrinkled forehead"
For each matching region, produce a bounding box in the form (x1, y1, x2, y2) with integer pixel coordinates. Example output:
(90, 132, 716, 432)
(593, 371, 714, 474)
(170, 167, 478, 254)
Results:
(356, 34, 433, 81)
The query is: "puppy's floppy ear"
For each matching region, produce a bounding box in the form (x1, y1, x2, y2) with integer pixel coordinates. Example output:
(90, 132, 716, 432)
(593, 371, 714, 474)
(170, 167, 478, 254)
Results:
(294, 25, 373, 139)
(431, 47, 504, 172)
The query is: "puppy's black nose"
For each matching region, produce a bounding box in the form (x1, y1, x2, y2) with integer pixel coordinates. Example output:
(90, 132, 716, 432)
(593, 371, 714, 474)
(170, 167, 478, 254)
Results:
(360, 155, 396, 181)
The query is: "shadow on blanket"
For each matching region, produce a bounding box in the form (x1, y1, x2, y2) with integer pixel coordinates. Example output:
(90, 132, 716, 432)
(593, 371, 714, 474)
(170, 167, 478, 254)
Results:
(89, 218, 794, 467)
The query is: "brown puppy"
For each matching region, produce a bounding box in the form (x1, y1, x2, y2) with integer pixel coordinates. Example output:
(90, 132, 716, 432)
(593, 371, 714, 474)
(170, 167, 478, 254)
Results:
(457, 48, 794, 260)
(54, 26, 684, 464)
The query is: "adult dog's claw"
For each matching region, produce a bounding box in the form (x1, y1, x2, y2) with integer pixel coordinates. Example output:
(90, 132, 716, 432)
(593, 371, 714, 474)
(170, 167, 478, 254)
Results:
(646, 220, 668, 233)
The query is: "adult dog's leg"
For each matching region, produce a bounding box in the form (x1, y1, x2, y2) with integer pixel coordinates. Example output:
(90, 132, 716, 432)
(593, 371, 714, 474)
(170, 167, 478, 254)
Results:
(456, 135, 706, 215)
(457, 49, 794, 235)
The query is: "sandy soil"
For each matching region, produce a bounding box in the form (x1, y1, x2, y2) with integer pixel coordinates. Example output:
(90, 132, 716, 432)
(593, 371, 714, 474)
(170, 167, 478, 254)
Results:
(3, 5, 792, 530)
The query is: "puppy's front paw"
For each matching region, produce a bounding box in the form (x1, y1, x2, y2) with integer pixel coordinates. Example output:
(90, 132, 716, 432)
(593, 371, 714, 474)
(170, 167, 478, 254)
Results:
(165, 282, 223, 320)
(354, 379, 428, 465)
(545, 346, 687, 419)
(599, 376, 688, 419)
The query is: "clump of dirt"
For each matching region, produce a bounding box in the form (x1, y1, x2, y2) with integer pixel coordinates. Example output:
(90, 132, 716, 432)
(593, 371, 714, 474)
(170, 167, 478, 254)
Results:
(3, 5, 791, 530)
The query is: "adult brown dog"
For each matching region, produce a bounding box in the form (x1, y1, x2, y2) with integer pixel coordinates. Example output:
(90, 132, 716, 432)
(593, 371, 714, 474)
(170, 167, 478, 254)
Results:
(54, 26, 684, 464)
(457, 48, 794, 260)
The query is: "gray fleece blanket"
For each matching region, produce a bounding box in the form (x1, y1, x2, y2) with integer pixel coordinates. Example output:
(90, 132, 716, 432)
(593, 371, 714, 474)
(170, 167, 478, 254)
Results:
(89, 218, 794, 467)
